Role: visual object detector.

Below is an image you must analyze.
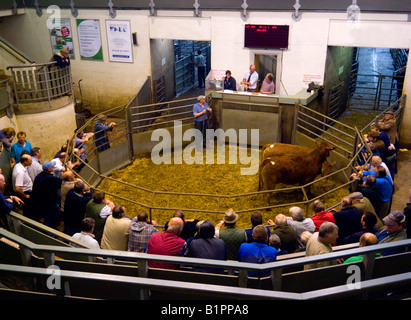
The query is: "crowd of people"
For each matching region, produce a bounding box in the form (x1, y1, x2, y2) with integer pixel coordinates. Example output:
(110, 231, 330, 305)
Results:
(0, 106, 409, 278)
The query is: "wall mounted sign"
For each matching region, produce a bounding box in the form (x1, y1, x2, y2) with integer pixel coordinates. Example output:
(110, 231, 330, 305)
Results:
(76, 19, 103, 61)
(105, 20, 133, 63)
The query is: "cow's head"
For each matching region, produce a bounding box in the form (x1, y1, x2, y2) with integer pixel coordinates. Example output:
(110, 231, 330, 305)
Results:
(321, 160, 337, 177)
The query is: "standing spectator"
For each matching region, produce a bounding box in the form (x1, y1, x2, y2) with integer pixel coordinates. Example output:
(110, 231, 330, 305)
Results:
(51, 152, 71, 179)
(0, 173, 23, 229)
(377, 211, 407, 256)
(147, 217, 186, 270)
(10, 131, 32, 167)
(31, 161, 63, 228)
(356, 174, 381, 216)
(74, 128, 94, 172)
(268, 214, 300, 253)
(85, 191, 114, 244)
(193, 50, 206, 88)
(11, 154, 33, 218)
(193, 95, 212, 148)
(215, 209, 247, 261)
(245, 212, 271, 243)
(71, 217, 100, 249)
(27, 147, 42, 183)
(128, 210, 159, 252)
(60, 170, 77, 215)
(403, 188, 411, 239)
(52, 48, 71, 67)
(238, 225, 277, 278)
(182, 220, 227, 274)
(94, 115, 116, 153)
(333, 197, 363, 246)
(310, 200, 336, 232)
(101, 204, 131, 251)
(286, 206, 316, 238)
(304, 222, 340, 270)
(0, 127, 15, 150)
(377, 110, 398, 146)
(63, 180, 92, 236)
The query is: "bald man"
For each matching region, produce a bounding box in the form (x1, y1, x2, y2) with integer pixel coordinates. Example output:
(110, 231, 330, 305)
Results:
(343, 232, 379, 264)
(147, 217, 186, 269)
(241, 64, 259, 92)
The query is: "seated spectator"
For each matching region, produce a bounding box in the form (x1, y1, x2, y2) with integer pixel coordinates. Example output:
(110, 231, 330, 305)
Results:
(268, 214, 301, 253)
(128, 210, 159, 252)
(215, 209, 247, 261)
(10, 131, 32, 167)
(63, 180, 92, 236)
(377, 211, 407, 256)
(304, 222, 340, 270)
(268, 234, 288, 255)
(298, 231, 313, 252)
(85, 191, 114, 244)
(343, 212, 379, 245)
(259, 73, 275, 94)
(71, 217, 100, 249)
(333, 197, 363, 246)
(181, 220, 227, 274)
(147, 217, 186, 270)
(286, 206, 316, 238)
(343, 233, 379, 264)
(238, 225, 277, 278)
(165, 209, 199, 241)
(349, 191, 383, 230)
(310, 200, 336, 232)
(27, 147, 42, 183)
(101, 204, 131, 251)
(245, 212, 271, 243)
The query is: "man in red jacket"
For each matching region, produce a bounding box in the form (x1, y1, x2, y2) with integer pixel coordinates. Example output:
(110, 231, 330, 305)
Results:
(147, 217, 185, 269)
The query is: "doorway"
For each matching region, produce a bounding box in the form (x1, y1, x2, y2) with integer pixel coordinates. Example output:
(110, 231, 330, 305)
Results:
(254, 52, 281, 94)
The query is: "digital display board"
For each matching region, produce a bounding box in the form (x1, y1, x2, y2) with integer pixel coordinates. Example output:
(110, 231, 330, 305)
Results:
(244, 24, 289, 49)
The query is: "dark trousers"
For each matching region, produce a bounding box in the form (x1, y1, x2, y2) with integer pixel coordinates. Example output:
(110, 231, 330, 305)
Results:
(195, 120, 208, 147)
(197, 66, 205, 88)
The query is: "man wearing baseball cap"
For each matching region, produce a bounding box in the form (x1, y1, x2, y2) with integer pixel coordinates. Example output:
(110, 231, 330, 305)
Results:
(376, 210, 407, 256)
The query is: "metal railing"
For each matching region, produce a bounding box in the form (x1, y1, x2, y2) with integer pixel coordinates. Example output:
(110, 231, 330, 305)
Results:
(7, 61, 72, 108)
(64, 94, 375, 225)
(1, 226, 411, 299)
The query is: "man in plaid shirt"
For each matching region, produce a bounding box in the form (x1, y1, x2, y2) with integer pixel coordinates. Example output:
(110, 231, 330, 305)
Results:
(127, 210, 159, 252)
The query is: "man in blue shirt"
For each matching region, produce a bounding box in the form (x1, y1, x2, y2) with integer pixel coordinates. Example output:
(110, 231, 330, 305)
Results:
(10, 131, 32, 167)
(193, 95, 212, 147)
(238, 225, 277, 278)
(94, 114, 116, 153)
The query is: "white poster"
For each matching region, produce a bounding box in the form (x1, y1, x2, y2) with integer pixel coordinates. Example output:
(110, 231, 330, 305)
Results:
(106, 20, 133, 63)
(77, 19, 103, 61)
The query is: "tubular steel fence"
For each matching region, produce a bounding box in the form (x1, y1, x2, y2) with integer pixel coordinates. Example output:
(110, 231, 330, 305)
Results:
(64, 93, 404, 225)
(7, 61, 72, 108)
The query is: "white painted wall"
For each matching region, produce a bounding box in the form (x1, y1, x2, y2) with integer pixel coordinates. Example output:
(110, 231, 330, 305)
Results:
(0, 8, 410, 143)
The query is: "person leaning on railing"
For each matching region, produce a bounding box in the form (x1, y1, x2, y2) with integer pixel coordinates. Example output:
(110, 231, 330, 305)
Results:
(51, 48, 71, 68)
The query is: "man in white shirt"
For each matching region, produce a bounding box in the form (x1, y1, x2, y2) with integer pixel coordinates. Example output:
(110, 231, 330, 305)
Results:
(72, 217, 100, 249)
(12, 154, 33, 217)
(241, 64, 259, 92)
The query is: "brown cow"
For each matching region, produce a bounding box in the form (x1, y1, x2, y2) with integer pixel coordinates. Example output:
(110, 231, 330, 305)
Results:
(261, 142, 336, 177)
(259, 141, 336, 202)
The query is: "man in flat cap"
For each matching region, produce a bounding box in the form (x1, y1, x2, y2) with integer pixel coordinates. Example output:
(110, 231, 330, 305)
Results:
(377, 210, 407, 256)
(377, 110, 398, 146)
(52, 48, 71, 67)
(94, 114, 116, 153)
